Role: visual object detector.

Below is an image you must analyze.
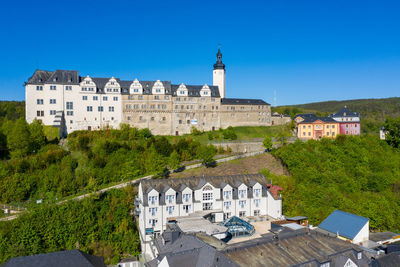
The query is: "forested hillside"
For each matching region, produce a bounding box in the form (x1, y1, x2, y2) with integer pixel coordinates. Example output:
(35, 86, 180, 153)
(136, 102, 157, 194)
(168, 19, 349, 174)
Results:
(273, 97, 400, 133)
(270, 135, 400, 231)
(0, 188, 140, 265)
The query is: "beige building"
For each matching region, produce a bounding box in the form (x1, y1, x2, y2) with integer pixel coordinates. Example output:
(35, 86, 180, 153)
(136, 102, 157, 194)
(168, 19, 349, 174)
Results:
(25, 49, 271, 136)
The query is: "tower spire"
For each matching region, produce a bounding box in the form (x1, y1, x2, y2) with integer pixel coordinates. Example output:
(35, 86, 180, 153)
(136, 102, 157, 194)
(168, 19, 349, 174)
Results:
(214, 47, 225, 70)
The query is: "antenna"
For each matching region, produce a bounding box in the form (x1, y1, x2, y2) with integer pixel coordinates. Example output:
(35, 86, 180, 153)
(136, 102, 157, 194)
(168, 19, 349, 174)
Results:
(273, 89, 277, 107)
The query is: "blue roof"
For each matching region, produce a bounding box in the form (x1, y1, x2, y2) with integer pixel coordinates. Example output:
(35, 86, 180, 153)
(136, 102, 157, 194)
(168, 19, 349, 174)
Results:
(319, 210, 369, 240)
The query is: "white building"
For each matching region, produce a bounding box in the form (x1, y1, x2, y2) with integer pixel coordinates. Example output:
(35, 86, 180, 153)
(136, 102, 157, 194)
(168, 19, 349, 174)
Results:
(136, 174, 282, 257)
(25, 70, 122, 136)
(25, 50, 272, 137)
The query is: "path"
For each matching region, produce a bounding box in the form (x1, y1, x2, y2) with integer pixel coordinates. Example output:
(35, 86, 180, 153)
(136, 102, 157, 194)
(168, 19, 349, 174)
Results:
(0, 150, 266, 222)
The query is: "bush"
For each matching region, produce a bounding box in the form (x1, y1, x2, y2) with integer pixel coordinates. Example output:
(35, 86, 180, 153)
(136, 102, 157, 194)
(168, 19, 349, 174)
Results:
(222, 126, 237, 140)
(190, 127, 203, 136)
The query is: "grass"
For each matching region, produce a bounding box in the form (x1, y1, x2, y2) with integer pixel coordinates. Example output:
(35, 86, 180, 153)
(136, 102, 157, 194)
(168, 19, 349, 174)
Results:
(165, 125, 287, 144)
(43, 126, 59, 141)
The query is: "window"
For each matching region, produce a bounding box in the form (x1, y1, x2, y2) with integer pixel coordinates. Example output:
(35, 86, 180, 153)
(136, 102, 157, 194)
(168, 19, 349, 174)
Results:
(332, 125, 335, 128)
(133, 104, 139, 109)
(36, 110, 44, 117)
(202, 202, 213, 210)
(165, 195, 175, 204)
(183, 193, 191, 202)
(103, 96, 108, 101)
(187, 120, 190, 124)
(66, 102, 73, 110)
(254, 199, 260, 207)
(223, 201, 231, 210)
(88, 87, 94, 91)
(148, 207, 157, 216)
(82, 96, 88, 100)
(138, 95, 143, 100)
(50, 110, 56, 115)
(332, 132, 335, 136)
(308, 132, 311, 136)
(66, 86, 72, 91)
(36, 85, 43, 91)
(357, 252, 362, 260)
(139, 116, 143, 121)
(50, 99, 56, 104)
(303, 132, 306, 136)
(93, 96, 98, 101)
(98, 106, 103, 112)
(239, 200, 246, 208)
(223, 190, 231, 199)
(166, 206, 174, 215)
(109, 106, 114, 112)
(179, 120, 182, 124)
(50, 86, 56, 90)
(113, 96, 118, 101)
(320, 262, 330, 267)
(148, 196, 158, 205)
(326, 125, 329, 129)
(150, 105, 155, 109)
(239, 211, 246, 217)
(327, 132, 330, 136)
(133, 88, 139, 93)
(37, 99, 43, 105)
(239, 189, 246, 198)
(106, 88, 112, 92)
(308, 125, 311, 129)
(165, 95, 169, 100)
(203, 192, 213, 201)
(85, 80, 90, 84)
(254, 210, 260, 216)
(254, 188, 261, 197)
(67, 111, 73, 116)
(87, 106, 93, 112)
(154, 95, 160, 100)
(183, 205, 191, 213)
(113, 88, 118, 92)
(127, 116, 131, 121)
(151, 117, 154, 121)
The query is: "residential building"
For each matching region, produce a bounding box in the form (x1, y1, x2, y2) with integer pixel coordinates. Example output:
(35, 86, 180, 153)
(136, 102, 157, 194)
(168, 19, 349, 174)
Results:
(146, 227, 373, 267)
(297, 116, 340, 139)
(2, 249, 106, 267)
(330, 106, 361, 135)
(380, 126, 387, 140)
(25, 49, 271, 136)
(318, 209, 369, 244)
(136, 174, 282, 257)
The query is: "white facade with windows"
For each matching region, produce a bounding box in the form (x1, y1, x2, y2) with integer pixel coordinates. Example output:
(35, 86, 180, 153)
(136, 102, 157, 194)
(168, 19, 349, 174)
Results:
(136, 174, 282, 256)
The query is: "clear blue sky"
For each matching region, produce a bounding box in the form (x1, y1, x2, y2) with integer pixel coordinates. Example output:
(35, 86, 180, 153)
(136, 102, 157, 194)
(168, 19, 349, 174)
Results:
(1, 0, 399, 105)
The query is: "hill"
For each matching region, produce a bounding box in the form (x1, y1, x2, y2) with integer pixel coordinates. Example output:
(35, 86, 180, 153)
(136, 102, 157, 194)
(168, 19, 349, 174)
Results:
(273, 97, 400, 133)
(271, 135, 400, 231)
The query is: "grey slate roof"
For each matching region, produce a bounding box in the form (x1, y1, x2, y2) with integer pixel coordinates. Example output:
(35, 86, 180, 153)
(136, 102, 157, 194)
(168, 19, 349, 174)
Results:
(319, 210, 369, 240)
(26, 70, 56, 84)
(330, 106, 360, 118)
(370, 251, 400, 267)
(140, 174, 274, 207)
(221, 98, 270, 105)
(170, 84, 220, 97)
(298, 116, 337, 124)
(2, 249, 106, 267)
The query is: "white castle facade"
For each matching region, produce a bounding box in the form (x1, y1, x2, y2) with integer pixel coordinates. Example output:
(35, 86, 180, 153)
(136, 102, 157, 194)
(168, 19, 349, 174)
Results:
(25, 50, 271, 136)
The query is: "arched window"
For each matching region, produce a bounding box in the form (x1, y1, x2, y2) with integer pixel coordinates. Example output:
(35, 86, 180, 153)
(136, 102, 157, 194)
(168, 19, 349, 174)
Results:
(203, 185, 213, 191)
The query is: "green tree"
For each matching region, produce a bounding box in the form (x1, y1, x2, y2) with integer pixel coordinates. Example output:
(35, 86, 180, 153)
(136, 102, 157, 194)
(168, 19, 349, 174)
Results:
(222, 126, 237, 140)
(7, 118, 31, 158)
(29, 119, 46, 153)
(168, 150, 181, 170)
(384, 117, 400, 148)
(197, 144, 217, 167)
(262, 135, 273, 151)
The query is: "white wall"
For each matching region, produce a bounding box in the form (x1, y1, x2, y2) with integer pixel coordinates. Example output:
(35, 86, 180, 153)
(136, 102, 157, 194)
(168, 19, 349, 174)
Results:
(353, 221, 369, 244)
(213, 69, 225, 98)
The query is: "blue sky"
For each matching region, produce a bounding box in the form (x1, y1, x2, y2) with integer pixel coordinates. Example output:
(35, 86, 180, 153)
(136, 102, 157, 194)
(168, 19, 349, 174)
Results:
(0, 0, 399, 105)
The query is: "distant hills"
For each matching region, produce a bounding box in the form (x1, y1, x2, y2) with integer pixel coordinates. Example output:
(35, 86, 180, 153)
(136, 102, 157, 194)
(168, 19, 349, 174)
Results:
(273, 97, 400, 133)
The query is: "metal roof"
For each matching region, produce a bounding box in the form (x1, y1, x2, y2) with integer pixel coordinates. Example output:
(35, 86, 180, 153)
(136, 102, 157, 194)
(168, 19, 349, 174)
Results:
(2, 249, 106, 267)
(221, 98, 269, 105)
(319, 210, 369, 240)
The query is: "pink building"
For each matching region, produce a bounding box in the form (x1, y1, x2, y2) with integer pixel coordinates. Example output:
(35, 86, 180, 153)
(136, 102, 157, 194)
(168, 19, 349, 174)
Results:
(330, 106, 361, 135)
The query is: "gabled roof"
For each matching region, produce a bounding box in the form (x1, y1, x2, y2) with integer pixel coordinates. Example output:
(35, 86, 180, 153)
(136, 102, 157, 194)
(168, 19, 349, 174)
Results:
(298, 116, 337, 124)
(221, 98, 269, 105)
(319, 210, 369, 240)
(2, 249, 106, 267)
(171, 84, 220, 97)
(330, 106, 359, 118)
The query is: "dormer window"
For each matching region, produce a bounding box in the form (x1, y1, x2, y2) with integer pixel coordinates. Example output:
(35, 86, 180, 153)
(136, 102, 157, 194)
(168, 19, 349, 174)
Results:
(165, 195, 175, 204)
(111, 81, 115, 85)
(180, 90, 185, 94)
(53, 78, 57, 82)
(86, 81, 90, 84)
(357, 252, 362, 260)
(320, 262, 330, 267)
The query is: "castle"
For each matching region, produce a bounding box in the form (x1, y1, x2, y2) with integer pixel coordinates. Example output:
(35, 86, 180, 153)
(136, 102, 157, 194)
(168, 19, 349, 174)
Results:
(25, 49, 271, 136)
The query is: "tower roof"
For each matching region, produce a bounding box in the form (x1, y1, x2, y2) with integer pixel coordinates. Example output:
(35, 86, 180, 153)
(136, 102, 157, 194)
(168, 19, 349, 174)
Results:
(213, 48, 225, 70)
